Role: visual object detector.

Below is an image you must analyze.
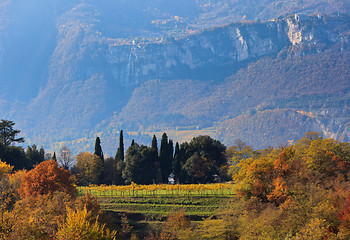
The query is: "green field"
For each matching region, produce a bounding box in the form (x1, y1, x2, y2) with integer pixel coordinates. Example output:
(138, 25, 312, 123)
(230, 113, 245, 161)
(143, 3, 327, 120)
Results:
(79, 184, 235, 234)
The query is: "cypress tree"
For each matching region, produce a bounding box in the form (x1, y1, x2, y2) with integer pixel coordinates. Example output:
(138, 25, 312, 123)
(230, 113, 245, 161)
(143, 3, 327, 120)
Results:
(168, 139, 174, 171)
(159, 133, 173, 183)
(94, 137, 104, 184)
(173, 142, 181, 183)
(115, 130, 124, 162)
(52, 152, 57, 161)
(94, 137, 104, 162)
(151, 135, 160, 183)
(151, 135, 158, 151)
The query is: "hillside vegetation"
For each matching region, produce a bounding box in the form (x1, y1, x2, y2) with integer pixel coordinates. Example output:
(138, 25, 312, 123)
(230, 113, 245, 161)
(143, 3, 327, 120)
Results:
(1, 131, 350, 239)
(0, 1, 349, 154)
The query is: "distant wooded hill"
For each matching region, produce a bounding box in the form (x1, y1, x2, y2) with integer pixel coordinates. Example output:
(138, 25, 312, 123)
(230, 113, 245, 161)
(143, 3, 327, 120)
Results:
(0, 1, 349, 154)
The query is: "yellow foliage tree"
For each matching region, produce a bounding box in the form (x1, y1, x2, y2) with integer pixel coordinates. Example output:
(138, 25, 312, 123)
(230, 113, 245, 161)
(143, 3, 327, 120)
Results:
(56, 207, 116, 240)
(0, 159, 13, 179)
(159, 211, 195, 240)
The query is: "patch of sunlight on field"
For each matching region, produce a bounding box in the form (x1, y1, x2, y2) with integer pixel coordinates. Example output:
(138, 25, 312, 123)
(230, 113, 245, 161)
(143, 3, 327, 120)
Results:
(145, 126, 218, 143)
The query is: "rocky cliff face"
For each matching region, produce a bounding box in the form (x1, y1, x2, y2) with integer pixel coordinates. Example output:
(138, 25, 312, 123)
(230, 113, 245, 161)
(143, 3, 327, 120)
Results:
(105, 14, 347, 88)
(1, 0, 348, 153)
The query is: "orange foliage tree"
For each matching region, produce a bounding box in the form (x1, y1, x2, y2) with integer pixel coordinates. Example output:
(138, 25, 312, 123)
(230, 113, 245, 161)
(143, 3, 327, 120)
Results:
(19, 160, 76, 198)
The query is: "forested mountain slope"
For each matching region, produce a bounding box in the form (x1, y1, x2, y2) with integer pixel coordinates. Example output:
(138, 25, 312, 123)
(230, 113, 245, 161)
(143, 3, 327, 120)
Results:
(0, 0, 349, 153)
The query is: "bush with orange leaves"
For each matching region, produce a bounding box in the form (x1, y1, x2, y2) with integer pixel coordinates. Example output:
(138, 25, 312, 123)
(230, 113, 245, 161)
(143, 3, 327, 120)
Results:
(19, 160, 76, 198)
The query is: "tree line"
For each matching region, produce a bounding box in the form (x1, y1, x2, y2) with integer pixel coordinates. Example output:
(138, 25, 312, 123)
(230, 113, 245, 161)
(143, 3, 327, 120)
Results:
(0, 120, 228, 186)
(72, 131, 228, 186)
(1, 119, 350, 239)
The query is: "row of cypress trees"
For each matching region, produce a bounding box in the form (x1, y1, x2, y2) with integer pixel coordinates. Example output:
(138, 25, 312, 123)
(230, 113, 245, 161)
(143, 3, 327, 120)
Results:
(92, 130, 227, 185)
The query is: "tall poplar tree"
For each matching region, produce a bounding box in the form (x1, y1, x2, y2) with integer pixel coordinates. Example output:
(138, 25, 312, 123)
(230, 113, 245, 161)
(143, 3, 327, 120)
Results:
(115, 130, 124, 162)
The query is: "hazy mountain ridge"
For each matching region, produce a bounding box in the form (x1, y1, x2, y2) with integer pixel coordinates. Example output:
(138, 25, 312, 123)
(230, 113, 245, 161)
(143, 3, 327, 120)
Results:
(0, 1, 349, 154)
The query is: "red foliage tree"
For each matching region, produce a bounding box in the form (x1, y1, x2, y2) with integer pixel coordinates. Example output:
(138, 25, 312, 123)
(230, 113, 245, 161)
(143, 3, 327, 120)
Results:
(19, 160, 76, 198)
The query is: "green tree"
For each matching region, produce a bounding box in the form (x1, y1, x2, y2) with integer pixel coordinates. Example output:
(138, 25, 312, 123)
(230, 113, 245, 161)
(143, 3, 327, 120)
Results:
(115, 130, 124, 162)
(72, 152, 104, 186)
(151, 135, 161, 183)
(103, 157, 124, 185)
(140, 145, 157, 184)
(0, 119, 24, 147)
(160, 133, 173, 183)
(94, 137, 104, 162)
(25, 145, 45, 168)
(0, 120, 28, 170)
(123, 142, 141, 184)
(183, 152, 215, 183)
(182, 135, 227, 183)
(0, 144, 29, 170)
(122, 142, 157, 184)
(173, 142, 181, 183)
(151, 135, 158, 151)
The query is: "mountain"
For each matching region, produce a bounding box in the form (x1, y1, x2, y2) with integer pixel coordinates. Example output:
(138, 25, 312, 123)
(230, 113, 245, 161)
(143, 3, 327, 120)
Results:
(0, 0, 349, 154)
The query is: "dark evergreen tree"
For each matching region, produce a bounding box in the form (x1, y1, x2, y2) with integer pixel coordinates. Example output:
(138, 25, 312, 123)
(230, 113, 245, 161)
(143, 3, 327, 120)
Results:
(0, 119, 24, 147)
(173, 142, 181, 183)
(140, 146, 157, 184)
(26, 144, 45, 168)
(182, 135, 227, 183)
(115, 130, 124, 162)
(39, 146, 45, 160)
(159, 133, 173, 183)
(52, 152, 57, 161)
(151, 135, 161, 183)
(151, 135, 158, 151)
(94, 137, 104, 162)
(123, 142, 158, 185)
(0, 119, 29, 170)
(94, 137, 104, 184)
(123, 142, 141, 184)
(131, 139, 135, 146)
(103, 157, 125, 185)
(0, 144, 29, 170)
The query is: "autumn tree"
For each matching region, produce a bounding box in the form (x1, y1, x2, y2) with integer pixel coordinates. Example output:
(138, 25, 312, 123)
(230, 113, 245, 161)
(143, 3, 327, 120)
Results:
(0, 159, 16, 214)
(56, 207, 116, 240)
(72, 152, 104, 186)
(159, 211, 194, 240)
(2, 191, 104, 240)
(19, 160, 76, 198)
(0, 159, 13, 179)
